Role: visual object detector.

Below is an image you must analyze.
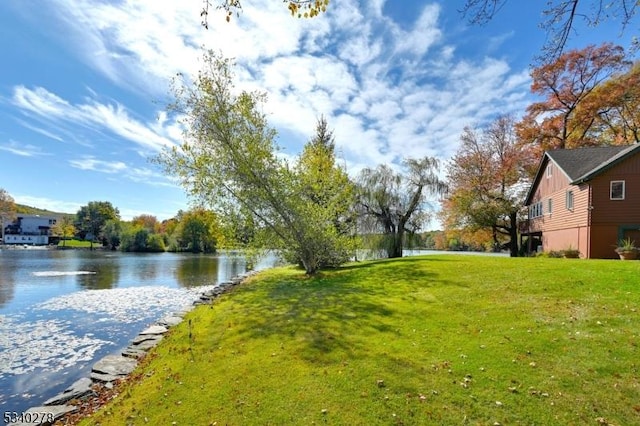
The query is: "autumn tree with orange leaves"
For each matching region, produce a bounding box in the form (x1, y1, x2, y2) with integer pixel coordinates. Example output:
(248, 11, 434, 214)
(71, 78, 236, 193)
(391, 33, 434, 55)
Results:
(516, 43, 630, 158)
(442, 116, 533, 257)
(571, 62, 640, 145)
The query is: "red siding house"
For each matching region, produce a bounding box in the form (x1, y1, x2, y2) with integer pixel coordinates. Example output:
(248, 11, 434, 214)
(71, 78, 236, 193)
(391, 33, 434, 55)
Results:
(522, 144, 640, 258)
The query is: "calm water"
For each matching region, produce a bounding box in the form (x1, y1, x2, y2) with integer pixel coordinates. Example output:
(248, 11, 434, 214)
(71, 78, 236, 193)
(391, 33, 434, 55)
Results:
(0, 248, 274, 418)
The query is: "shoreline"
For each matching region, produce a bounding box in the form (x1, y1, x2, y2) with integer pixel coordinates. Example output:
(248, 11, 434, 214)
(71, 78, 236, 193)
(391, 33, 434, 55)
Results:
(7, 270, 258, 426)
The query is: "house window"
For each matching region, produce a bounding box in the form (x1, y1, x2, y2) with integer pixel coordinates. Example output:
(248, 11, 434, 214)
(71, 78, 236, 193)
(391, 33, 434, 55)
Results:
(566, 190, 574, 210)
(548, 198, 553, 214)
(610, 180, 625, 200)
(529, 201, 544, 219)
(546, 164, 553, 178)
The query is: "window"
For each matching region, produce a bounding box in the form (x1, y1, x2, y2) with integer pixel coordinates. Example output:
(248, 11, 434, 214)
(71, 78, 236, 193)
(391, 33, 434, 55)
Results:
(610, 180, 625, 200)
(566, 190, 574, 210)
(529, 201, 544, 218)
(547, 198, 553, 214)
(546, 164, 553, 178)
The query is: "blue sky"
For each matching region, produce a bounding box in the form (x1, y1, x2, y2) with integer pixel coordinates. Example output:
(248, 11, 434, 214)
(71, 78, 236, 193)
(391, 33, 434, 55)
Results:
(0, 0, 636, 222)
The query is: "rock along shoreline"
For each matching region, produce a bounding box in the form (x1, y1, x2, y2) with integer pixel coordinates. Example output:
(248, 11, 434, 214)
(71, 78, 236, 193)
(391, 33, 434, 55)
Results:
(7, 270, 258, 426)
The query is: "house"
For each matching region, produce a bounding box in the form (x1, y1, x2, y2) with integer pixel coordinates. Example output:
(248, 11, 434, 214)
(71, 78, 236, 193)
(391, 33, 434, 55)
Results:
(2, 214, 58, 245)
(521, 144, 640, 258)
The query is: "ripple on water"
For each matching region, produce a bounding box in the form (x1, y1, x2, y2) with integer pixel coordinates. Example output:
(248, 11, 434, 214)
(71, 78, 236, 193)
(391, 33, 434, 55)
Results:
(0, 316, 111, 379)
(2, 284, 217, 379)
(32, 271, 97, 277)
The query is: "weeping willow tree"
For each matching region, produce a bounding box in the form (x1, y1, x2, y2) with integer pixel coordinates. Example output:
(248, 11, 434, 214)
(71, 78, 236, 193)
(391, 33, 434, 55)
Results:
(356, 158, 446, 258)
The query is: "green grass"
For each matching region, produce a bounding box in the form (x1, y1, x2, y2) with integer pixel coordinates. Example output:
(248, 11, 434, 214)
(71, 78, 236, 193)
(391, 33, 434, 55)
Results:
(57, 239, 94, 248)
(82, 255, 640, 425)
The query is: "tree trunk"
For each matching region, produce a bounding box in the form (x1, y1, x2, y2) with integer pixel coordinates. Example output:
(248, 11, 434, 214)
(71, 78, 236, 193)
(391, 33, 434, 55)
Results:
(387, 229, 404, 258)
(509, 211, 519, 257)
(300, 248, 319, 275)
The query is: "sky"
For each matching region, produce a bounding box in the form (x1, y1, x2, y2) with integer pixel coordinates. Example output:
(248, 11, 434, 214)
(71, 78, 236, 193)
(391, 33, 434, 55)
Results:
(0, 0, 637, 223)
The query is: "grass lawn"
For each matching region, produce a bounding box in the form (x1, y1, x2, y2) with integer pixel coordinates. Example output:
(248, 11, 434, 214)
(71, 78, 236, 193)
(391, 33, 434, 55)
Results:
(81, 255, 640, 425)
(58, 239, 94, 248)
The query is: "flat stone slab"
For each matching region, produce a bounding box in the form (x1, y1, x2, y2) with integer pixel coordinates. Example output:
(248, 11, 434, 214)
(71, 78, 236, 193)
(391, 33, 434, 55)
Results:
(131, 336, 163, 351)
(92, 354, 137, 377)
(8, 404, 77, 425)
(139, 325, 168, 335)
(90, 371, 122, 383)
(43, 377, 94, 406)
(132, 333, 163, 345)
(159, 316, 183, 327)
(202, 289, 222, 298)
(122, 347, 148, 359)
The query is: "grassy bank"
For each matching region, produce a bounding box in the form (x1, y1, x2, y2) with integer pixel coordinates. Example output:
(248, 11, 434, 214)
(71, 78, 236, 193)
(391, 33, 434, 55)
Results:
(81, 255, 640, 425)
(57, 239, 94, 248)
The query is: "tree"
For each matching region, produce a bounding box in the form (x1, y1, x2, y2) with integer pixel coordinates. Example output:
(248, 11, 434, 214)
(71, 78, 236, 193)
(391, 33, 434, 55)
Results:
(75, 201, 120, 250)
(120, 222, 167, 252)
(357, 157, 446, 259)
(156, 51, 356, 274)
(200, 0, 329, 27)
(572, 61, 640, 144)
(516, 43, 630, 156)
(51, 216, 76, 247)
(442, 115, 531, 257)
(131, 214, 161, 233)
(287, 116, 357, 266)
(0, 188, 16, 243)
(174, 209, 222, 253)
(461, 0, 639, 61)
(103, 219, 123, 250)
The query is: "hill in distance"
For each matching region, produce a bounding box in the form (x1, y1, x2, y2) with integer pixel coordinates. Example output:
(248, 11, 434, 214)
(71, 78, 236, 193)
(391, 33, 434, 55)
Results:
(15, 204, 74, 219)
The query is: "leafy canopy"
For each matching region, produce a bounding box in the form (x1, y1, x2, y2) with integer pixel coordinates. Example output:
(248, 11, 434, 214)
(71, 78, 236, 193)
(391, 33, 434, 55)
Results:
(156, 50, 356, 274)
(443, 115, 531, 256)
(357, 157, 446, 258)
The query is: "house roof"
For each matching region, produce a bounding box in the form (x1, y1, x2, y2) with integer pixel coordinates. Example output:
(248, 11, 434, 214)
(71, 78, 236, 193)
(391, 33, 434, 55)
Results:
(547, 145, 631, 182)
(524, 143, 640, 205)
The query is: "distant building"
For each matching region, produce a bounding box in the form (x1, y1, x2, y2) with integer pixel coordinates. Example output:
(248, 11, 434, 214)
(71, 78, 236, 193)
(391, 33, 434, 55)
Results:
(3, 214, 58, 245)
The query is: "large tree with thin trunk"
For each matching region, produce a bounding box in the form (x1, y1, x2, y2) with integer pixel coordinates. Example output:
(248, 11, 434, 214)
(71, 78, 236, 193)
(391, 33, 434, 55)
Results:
(156, 50, 356, 275)
(443, 115, 532, 257)
(357, 157, 446, 259)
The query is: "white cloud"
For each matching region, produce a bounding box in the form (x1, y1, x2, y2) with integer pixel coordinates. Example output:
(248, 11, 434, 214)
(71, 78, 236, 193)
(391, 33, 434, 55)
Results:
(12, 195, 83, 215)
(12, 0, 533, 173)
(68, 156, 175, 187)
(0, 140, 49, 157)
(394, 3, 442, 56)
(12, 86, 178, 154)
(13, 119, 64, 142)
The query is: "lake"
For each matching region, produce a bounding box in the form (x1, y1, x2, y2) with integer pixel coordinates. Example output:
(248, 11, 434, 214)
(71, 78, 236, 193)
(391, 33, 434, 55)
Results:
(0, 248, 276, 418)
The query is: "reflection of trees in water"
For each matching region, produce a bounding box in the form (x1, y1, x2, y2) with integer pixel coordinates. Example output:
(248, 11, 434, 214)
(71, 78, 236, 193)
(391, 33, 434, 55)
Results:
(76, 256, 121, 290)
(175, 255, 220, 288)
(217, 254, 245, 282)
(132, 255, 161, 283)
(0, 257, 17, 308)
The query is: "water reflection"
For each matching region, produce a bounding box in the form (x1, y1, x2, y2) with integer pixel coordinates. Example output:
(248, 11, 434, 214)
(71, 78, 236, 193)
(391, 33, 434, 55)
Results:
(76, 257, 121, 290)
(1, 249, 273, 417)
(0, 258, 16, 308)
(175, 255, 220, 288)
